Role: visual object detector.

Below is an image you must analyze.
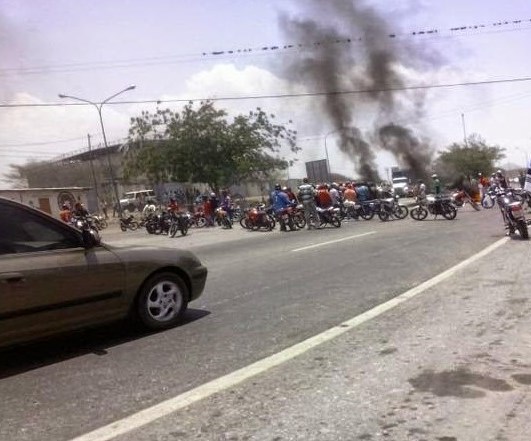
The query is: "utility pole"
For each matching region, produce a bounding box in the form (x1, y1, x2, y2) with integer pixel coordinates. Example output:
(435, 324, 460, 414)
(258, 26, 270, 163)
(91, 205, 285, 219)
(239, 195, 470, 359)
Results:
(87, 134, 100, 213)
(461, 113, 468, 147)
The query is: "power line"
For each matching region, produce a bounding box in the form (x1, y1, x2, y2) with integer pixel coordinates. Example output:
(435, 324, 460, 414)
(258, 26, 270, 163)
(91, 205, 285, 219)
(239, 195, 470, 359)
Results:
(2, 76, 531, 109)
(1, 18, 530, 76)
(0, 135, 93, 148)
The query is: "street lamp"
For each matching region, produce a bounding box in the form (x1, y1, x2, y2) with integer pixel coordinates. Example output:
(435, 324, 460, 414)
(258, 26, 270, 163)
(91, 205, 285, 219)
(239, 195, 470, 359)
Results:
(58, 85, 136, 217)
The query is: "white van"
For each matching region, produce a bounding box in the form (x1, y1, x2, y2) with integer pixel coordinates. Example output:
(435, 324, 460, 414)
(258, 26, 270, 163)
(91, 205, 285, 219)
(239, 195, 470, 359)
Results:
(119, 189, 156, 211)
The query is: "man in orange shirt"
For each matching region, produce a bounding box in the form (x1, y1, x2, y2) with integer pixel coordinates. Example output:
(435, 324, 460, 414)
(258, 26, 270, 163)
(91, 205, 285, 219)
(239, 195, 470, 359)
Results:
(343, 184, 357, 202)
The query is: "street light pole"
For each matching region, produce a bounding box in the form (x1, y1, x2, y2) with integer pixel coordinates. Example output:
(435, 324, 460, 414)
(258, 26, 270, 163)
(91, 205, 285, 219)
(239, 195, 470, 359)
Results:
(58, 85, 136, 217)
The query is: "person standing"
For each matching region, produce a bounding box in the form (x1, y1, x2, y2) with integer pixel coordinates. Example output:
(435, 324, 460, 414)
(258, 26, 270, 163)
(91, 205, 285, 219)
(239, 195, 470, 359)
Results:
(298, 178, 319, 229)
(432, 174, 442, 195)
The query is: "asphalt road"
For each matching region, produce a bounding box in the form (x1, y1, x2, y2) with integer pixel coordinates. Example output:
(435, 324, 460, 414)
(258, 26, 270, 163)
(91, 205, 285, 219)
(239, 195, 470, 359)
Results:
(0, 206, 508, 441)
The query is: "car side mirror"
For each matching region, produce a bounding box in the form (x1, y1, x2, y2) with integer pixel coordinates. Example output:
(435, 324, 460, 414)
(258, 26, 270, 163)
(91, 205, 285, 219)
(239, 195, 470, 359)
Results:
(82, 228, 101, 248)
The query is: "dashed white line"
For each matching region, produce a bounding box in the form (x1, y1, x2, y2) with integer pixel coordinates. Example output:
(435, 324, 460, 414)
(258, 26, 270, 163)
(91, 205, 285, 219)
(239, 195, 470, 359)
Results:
(69, 237, 508, 441)
(291, 231, 376, 252)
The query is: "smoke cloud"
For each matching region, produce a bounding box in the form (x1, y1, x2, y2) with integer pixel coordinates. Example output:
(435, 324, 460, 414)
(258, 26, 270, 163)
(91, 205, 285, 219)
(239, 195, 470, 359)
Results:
(278, 0, 441, 180)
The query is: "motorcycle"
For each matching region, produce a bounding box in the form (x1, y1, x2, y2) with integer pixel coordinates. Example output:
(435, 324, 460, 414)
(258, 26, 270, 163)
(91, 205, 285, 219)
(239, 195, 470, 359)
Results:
(451, 190, 481, 211)
(373, 196, 409, 221)
(340, 200, 360, 220)
(317, 206, 341, 228)
(119, 214, 139, 231)
(481, 187, 498, 209)
(215, 207, 233, 229)
(275, 204, 299, 231)
(410, 195, 457, 221)
(168, 212, 188, 237)
(240, 204, 276, 231)
(190, 211, 207, 228)
(91, 214, 108, 230)
(495, 189, 529, 239)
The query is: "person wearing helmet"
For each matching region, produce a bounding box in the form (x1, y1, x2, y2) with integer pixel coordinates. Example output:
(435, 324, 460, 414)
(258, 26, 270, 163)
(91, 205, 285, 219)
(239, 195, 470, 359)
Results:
(495, 169, 508, 189)
(283, 186, 298, 203)
(431, 174, 442, 195)
(270, 184, 295, 231)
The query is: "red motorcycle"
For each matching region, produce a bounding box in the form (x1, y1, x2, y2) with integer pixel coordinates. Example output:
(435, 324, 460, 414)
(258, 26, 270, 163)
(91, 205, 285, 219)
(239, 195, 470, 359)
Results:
(451, 190, 481, 211)
(240, 204, 276, 231)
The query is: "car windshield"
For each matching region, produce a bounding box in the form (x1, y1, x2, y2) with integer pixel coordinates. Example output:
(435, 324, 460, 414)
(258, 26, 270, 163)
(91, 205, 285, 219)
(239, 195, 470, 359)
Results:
(1, 2, 527, 440)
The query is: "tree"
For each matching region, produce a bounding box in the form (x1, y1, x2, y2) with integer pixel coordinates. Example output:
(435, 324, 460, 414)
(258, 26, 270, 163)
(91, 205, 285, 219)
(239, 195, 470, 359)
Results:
(434, 134, 505, 185)
(124, 101, 299, 192)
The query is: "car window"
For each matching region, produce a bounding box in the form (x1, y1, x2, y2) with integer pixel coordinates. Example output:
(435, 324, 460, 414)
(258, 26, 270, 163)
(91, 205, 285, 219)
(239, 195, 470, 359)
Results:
(0, 204, 82, 255)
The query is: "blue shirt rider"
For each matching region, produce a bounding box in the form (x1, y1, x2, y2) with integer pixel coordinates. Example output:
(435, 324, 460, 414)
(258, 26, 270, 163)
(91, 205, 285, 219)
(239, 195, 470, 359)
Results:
(270, 184, 295, 232)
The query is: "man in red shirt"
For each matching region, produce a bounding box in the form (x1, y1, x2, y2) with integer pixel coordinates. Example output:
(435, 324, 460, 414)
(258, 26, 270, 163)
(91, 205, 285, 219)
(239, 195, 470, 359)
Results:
(316, 184, 333, 208)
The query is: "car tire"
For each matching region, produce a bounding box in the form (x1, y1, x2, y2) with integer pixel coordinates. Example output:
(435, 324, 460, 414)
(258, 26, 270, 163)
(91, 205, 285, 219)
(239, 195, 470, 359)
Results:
(136, 272, 189, 330)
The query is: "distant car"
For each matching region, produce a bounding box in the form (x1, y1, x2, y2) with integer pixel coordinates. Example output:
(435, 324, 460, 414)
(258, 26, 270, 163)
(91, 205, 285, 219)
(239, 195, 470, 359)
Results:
(119, 189, 157, 212)
(0, 197, 207, 349)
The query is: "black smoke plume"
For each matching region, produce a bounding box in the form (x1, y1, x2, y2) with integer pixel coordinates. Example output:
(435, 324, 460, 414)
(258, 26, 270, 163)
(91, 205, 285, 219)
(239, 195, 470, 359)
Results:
(278, 0, 440, 180)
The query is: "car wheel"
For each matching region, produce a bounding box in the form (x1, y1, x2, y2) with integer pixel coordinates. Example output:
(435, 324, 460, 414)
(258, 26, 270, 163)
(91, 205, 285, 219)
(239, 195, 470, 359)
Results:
(136, 272, 189, 330)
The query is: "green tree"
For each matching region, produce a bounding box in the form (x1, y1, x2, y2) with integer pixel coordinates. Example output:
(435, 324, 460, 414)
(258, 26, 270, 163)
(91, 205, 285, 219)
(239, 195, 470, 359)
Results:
(124, 101, 299, 192)
(434, 134, 505, 185)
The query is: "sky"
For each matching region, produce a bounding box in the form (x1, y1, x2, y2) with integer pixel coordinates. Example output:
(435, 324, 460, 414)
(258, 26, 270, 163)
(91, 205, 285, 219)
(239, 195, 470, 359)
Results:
(1, 0, 531, 187)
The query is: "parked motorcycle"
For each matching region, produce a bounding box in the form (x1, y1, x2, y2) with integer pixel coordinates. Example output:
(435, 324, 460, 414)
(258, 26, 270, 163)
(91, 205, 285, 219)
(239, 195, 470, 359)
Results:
(168, 212, 188, 237)
(240, 204, 276, 231)
(374, 196, 409, 221)
(317, 206, 341, 227)
(495, 189, 529, 239)
(120, 214, 139, 231)
(410, 195, 457, 221)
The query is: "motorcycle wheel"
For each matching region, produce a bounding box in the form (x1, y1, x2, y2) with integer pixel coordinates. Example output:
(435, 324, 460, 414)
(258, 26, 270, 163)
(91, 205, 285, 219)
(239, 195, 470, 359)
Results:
(267, 215, 276, 229)
(129, 221, 139, 231)
(517, 219, 529, 239)
(359, 208, 374, 220)
(410, 206, 428, 221)
(331, 216, 341, 228)
(294, 214, 306, 229)
(482, 196, 495, 209)
(195, 217, 206, 228)
(393, 205, 409, 219)
(180, 224, 188, 236)
(223, 217, 232, 229)
(378, 211, 390, 222)
(240, 217, 250, 229)
(169, 223, 178, 238)
(442, 204, 457, 220)
(120, 223, 127, 232)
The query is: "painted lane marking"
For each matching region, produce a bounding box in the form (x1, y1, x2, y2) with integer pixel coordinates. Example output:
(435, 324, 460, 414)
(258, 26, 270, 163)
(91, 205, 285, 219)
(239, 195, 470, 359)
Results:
(291, 231, 377, 252)
(70, 237, 508, 441)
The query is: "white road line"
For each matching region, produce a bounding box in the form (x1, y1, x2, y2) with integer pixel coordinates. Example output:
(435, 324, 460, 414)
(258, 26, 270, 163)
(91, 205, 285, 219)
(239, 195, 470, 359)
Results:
(291, 231, 376, 252)
(70, 237, 508, 441)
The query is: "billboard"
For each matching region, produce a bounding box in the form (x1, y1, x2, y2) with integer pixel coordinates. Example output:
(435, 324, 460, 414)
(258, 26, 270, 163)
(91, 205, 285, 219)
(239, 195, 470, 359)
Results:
(305, 159, 329, 183)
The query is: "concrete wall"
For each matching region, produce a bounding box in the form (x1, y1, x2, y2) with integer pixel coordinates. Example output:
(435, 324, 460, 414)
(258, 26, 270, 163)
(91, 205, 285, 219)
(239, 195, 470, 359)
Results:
(0, 188, 89, 220)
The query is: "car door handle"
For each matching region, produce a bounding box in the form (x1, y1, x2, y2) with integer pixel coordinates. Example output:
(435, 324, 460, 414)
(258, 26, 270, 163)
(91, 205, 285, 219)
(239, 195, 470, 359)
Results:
(0, 273, 26, 284)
